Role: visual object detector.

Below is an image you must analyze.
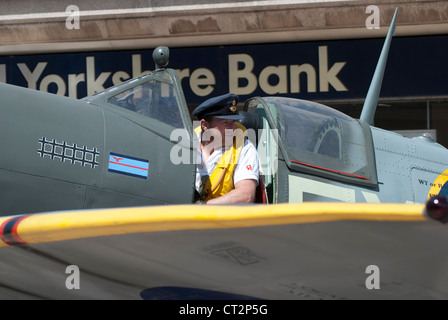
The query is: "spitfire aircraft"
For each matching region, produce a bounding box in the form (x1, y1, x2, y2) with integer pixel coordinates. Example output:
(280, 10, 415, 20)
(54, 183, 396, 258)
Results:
(0, 9, 448, 300)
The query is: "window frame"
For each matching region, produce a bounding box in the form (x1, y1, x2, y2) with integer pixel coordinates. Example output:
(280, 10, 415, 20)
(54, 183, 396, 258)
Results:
(245, 97, 378, 188)
(83, 69, 193, 142)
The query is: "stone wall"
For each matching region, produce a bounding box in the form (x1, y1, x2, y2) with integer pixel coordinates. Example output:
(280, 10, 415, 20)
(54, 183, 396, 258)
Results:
(0, 0, 447, 54)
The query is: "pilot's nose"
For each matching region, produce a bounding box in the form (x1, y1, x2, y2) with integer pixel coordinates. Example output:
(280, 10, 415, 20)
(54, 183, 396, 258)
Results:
(224, 123, 236, 136)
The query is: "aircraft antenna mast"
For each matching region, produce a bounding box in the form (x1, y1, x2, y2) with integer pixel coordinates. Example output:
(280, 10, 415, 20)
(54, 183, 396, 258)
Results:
(360, 8, 398, 125)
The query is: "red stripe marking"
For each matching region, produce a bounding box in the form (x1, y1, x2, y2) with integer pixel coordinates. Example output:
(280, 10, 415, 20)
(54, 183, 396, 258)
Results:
(291, 160, 369, 180)
(0, 220, 7, 242)
(0, 215, 30, 246)
(11, 216, 29, 245)
(109, 161, 149, 171)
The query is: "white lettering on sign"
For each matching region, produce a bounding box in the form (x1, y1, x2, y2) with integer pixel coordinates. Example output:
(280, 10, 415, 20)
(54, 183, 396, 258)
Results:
(68, 73, 86, 98)
(229, 46, 348, 95)
(17, 62, 48, 90)
(259, 65, 288, 95)
(40, 74, 66, 95)
(190, 68, 216, 96)
(228, 53, 258, 95)
(86, 56, 111, 96)
(290, 63, 317, 93)
(9, 47, 348, 99)
(132, 54, 151, 77)
(175, 68, 216, 97)
(318, 46, 348, 92)
(14, 54, 153, 99)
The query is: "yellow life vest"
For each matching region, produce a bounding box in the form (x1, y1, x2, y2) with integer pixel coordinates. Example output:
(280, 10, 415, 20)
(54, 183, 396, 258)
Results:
(195, 122, 247, 201)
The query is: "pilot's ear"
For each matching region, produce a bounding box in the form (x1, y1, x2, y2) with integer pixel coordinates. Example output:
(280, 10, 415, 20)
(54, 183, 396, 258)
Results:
(200, 119, 208, 132)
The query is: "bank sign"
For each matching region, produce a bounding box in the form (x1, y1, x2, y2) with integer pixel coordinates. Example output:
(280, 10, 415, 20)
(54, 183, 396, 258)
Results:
(0, 35, 447, 105)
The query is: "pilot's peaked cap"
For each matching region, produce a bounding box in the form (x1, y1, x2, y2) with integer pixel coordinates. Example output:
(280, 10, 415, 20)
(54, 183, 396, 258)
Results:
(193, 93, 243, 120)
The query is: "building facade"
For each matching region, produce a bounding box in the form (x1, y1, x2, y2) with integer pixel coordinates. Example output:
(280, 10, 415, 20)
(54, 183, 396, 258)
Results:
(1, 0, 448, 146)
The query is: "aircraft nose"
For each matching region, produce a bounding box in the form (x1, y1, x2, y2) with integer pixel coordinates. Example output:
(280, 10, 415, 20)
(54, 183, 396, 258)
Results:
(426, 195, 448, 223)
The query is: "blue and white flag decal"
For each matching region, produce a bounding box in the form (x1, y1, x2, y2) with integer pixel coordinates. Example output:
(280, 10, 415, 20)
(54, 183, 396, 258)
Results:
(108, 152, 149, 179)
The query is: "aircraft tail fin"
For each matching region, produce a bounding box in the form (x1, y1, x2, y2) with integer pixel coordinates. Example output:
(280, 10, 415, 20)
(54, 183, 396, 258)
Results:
(359, 8, 398, 125)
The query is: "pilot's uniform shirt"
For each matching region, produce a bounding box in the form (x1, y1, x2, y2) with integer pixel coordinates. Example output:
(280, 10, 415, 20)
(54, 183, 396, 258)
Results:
(195, 132, 259, 192)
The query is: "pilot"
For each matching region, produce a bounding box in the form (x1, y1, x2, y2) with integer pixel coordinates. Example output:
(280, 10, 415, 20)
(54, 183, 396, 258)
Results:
(193, 93, 259, 204)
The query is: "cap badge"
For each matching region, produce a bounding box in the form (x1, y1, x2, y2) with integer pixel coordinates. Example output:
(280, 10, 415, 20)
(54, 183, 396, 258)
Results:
(230, 100, 237, 112)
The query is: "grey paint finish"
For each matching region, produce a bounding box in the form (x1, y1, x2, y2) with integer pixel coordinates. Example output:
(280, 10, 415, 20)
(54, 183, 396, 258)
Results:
(0, 219, 446, 300)
(0, 66, 196, 215)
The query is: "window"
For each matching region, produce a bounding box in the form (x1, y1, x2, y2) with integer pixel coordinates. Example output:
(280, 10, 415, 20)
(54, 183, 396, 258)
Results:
(248, 97, 377, 186)
(107, 79, 184, 128)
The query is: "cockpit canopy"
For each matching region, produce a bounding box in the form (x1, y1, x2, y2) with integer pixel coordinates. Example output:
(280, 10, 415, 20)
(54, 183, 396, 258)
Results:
(245, 97, 377, 187)
(107, 76, 184, 129)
